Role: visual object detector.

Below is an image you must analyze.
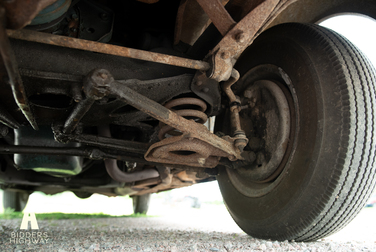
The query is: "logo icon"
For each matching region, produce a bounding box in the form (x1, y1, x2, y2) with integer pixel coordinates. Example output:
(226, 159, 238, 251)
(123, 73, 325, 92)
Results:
(20, 213, 39, 230)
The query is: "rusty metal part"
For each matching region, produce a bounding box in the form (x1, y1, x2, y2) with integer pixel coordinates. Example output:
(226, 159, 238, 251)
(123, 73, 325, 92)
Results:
(2, 0, 58, 29)
(134, 173, 194, 195)
(104, 158, 159, 183)
(63, 98, 95, 133)
(7, 29, 211, 71)
(176, 170, 200, 182)
(98, 125, 160, 183)
(146, 135, 230, 167)
(81, 69, 242, 167)
(0, 103, 20, 129)
(223, 69, 248, 151)
(53, 126, 150, 155)
(208, 0, 279, 82)
(190, 71, 221, 115)
(0, 8, 38, 130)
(196, 0, 236, 36)
(63, 69, 114, 133)
(174, 0, 229, 45)
(158, 97, 208, 140)
(239, 78, 291, 181)
(135, 174, 172, 195)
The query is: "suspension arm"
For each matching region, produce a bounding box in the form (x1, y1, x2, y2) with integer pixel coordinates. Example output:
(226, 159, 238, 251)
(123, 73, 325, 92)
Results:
(63, 69, 243, 167)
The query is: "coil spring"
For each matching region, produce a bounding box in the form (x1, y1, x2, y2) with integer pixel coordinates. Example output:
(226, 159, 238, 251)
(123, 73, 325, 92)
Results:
(158, 97, 208, 140)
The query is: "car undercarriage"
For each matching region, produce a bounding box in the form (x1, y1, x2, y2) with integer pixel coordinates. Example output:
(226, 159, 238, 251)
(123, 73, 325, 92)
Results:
(1, 0, 376, 242)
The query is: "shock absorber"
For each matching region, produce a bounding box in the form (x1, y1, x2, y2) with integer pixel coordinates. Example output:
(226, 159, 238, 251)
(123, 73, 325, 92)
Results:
(158, 97, 208, 140)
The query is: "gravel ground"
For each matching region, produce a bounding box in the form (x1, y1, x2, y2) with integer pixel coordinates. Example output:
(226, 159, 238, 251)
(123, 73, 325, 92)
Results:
(1, 207, 375, 252)
(1, 188, 375, 251)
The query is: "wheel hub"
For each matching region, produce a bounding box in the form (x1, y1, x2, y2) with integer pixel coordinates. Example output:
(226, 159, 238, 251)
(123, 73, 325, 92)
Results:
(226, 72, 295, 196)
(239, 79, 291, 181)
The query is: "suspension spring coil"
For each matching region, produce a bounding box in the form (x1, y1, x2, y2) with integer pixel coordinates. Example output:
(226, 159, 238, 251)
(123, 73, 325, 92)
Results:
(158, 97, 208, 140)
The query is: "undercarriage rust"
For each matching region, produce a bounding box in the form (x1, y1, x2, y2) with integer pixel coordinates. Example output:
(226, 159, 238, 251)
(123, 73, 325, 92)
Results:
(81, 69, 243, 167)
(6, 29, 211, 71)
(195, 0, 236, 36)
(0, 8, 38, 130)
(207, 0, 279, 82)
(0, 0, 311, 196)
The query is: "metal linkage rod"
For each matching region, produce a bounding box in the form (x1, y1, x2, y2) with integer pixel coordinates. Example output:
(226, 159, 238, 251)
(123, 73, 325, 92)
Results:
(0, 103, 20, 129)
(7, 29, 211, 71)
(0, 8, 38, 130)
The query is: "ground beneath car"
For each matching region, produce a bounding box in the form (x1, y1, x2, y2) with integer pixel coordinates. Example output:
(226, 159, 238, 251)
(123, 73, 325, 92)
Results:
(0, 202, 375, 251)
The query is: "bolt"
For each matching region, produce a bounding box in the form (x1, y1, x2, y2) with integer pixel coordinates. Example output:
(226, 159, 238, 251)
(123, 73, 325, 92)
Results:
(126, 161, 137, 172)
(196, 80, 203, 86)
(203, 87, 209, 93)
(100, 13, 109, 21)
(74, 96, 82, 103)
(70, 28, 77, 33)
(198, 158, 206, 166)
(220, 51, 230, 59)
(243, 89, 253, 99)
(235, 32, 245, 43)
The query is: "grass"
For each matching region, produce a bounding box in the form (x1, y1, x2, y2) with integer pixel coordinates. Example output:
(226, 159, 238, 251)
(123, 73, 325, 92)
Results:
(0, 208, 149, 220)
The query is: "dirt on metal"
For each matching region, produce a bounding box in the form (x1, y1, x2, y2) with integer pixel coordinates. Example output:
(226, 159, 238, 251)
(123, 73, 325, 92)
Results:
(6, 29, 211, 71)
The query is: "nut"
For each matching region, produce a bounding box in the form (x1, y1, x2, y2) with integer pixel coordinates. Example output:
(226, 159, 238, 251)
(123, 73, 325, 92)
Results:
(235, 32, 245, 43)
(220, 51, 230, 59)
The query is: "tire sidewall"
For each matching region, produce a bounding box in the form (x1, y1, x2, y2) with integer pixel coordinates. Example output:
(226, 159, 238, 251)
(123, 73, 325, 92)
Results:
(218, 24, 348, 238)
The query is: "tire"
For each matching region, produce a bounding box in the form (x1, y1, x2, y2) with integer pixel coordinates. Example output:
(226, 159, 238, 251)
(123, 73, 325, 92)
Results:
(73, 191, 93, 199)
(132, 193, 151, 214)
(217, 23, 376, 241)
(3, 190, 29, 212)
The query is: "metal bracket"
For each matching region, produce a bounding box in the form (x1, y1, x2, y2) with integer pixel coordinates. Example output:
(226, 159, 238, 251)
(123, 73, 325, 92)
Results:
(198, 0, 279, 82)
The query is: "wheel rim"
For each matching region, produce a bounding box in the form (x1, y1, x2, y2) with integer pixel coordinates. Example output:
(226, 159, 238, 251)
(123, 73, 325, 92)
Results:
(227, 64, 298, 197)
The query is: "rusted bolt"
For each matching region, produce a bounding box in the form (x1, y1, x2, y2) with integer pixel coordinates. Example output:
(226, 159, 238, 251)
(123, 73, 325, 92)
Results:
(221, 51, 230, 59)
(198, 158, 206, 165)
(243, 89, 253, 99)
(235, 32, 245, 43)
